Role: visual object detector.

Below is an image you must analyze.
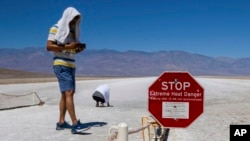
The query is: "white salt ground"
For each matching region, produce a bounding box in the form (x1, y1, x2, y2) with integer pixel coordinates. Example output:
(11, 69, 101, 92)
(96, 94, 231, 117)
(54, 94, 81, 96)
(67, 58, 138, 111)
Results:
(0, 77, 250, 141)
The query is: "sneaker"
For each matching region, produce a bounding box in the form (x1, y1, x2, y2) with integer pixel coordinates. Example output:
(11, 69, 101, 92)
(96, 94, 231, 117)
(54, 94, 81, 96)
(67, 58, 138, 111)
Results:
(56, 121, 72, 130)
(71, 120, 90, 134)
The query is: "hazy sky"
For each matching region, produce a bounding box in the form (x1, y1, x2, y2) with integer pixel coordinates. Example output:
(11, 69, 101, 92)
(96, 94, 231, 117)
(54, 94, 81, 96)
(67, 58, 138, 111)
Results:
(0, 0, 249, 58)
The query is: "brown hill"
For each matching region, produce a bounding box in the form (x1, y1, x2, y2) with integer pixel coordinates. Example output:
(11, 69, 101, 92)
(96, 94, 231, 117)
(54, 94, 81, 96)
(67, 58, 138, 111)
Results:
(0, 68, 121, 84)
(0, 68, 54, 79)
(0, 68, 56, 84)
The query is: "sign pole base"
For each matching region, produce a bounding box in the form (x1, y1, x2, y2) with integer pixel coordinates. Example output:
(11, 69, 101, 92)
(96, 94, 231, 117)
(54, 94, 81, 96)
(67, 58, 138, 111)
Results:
(141, 116, 170, 141)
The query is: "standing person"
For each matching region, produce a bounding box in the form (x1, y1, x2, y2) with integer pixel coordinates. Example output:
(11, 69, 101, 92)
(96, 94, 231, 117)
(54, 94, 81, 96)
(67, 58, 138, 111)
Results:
(92, 84, 111, 107)
(46, 7, 87, 134)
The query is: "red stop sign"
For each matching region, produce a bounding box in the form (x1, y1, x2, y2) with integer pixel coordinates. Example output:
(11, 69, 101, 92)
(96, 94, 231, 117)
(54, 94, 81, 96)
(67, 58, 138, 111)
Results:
(148, 71, 204, 128)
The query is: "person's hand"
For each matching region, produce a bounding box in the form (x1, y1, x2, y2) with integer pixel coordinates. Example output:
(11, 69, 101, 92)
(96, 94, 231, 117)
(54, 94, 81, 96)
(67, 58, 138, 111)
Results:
(107, 102, 113, 107)
(67, 42, 79, 49)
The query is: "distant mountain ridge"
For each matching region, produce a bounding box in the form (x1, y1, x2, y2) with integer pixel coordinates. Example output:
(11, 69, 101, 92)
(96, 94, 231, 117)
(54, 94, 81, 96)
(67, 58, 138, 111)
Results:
(0, 47, 250, 76)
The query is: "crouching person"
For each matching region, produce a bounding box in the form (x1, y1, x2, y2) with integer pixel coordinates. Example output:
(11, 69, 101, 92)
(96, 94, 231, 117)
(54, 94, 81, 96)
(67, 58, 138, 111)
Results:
(92, 84, 111, 107)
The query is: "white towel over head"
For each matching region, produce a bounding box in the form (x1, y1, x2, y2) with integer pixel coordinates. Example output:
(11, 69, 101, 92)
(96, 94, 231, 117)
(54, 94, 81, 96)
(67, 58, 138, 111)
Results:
(55, 7, 81, 44)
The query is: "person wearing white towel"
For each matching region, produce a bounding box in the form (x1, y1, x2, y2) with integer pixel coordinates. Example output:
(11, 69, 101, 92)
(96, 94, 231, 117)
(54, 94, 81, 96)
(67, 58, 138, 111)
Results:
(46, 7, 88, 134)
(92, 84, 111, 107)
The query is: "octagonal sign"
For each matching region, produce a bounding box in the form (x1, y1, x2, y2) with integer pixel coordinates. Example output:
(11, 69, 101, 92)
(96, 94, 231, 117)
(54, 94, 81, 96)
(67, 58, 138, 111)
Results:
(148, 71, 204, 128)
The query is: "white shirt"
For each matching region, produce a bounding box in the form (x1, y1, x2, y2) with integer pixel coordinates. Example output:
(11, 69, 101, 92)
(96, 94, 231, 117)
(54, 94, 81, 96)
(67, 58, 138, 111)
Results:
(95, 84, 110, 103)
(47, 7, 81, 68)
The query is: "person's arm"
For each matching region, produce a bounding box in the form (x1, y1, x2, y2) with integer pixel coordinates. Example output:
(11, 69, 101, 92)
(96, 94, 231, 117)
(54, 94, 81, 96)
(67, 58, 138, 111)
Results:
(46, 40, 80, 52)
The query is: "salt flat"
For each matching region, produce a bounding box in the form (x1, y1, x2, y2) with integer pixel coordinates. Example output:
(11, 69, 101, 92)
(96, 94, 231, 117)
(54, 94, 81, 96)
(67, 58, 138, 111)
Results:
(0, 77, 250, 141)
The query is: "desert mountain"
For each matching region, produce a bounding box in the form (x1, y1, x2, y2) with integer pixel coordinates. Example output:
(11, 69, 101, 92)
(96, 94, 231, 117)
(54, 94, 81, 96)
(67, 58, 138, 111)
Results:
(0, 47, 249, 76)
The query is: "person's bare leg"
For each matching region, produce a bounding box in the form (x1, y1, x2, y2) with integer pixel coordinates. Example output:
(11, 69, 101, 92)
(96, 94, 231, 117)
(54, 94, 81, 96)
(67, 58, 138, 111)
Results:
(59, 93, 66, 124)
(65, 90, 78, 125)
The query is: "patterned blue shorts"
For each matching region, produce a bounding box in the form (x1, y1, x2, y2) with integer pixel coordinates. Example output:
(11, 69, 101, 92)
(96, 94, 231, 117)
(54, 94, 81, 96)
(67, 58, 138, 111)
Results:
(53, 65, 75, 93)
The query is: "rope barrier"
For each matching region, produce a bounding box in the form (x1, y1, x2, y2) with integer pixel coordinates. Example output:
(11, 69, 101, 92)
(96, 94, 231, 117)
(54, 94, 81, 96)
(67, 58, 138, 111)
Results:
(0, 92, 35, 97)
(0, 91, 45, 111)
